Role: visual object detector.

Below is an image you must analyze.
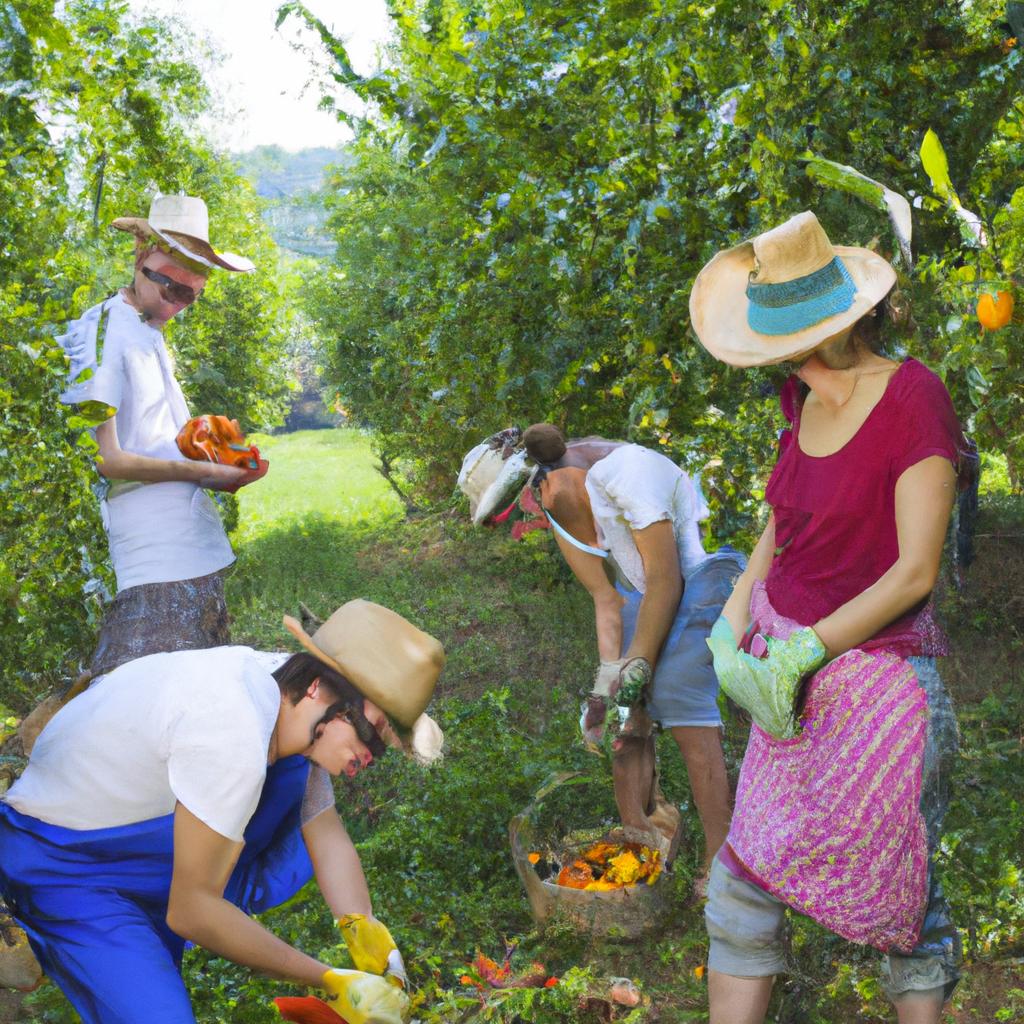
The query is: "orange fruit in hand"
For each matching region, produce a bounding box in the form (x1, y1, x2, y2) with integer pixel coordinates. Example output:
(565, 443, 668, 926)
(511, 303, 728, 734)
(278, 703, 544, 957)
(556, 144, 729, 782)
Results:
(977, 290, 1014, 330)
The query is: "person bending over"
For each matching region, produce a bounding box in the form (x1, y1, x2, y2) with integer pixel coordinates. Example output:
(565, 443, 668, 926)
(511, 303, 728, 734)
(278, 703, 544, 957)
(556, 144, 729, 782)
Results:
(459, 425, 745, 892)
(0, 600, 444, 1024)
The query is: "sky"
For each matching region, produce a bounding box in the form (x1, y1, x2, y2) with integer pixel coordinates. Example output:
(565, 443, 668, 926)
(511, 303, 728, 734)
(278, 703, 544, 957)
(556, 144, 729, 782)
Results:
(127, 0, 393, 152)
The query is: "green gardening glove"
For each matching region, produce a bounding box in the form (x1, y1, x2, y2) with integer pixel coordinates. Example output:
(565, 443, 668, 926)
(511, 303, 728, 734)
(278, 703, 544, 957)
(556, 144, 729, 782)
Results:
(706, 616, 827, 739)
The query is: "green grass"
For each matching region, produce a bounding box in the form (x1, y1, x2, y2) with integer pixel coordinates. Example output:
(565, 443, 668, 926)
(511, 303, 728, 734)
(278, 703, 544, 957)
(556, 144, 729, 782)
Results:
(23, 430, 1024, 1024)
(238, 428, 403, 533)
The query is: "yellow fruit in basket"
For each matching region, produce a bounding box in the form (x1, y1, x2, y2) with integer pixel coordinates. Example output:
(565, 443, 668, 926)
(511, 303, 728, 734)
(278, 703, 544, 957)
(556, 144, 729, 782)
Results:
(606, 850, 643, 885)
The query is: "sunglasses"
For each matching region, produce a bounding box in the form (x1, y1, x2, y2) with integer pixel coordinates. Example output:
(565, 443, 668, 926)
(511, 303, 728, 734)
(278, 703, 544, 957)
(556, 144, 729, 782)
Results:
(141, 265, 201, 305)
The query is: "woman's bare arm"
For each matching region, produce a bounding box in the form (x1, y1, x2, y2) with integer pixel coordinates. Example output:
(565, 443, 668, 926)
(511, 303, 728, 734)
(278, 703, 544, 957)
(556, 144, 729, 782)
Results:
(720, 512, 776, 639)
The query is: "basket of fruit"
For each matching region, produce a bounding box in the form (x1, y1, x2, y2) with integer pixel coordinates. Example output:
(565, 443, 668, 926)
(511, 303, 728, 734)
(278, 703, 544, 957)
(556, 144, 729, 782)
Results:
(509, 772, 675, 940)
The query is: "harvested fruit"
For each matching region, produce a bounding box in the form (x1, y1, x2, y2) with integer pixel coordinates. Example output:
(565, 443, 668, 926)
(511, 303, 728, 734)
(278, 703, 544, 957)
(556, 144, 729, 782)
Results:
(554, 841, 661, 890)
(176, 414, 261, 469)
(977, 290, 1014, 330)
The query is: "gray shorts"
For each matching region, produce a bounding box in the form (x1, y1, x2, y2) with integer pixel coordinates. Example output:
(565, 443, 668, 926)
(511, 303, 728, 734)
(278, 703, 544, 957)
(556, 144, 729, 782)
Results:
(704, 657, 962, 1001)
(619, 548, 746, 728)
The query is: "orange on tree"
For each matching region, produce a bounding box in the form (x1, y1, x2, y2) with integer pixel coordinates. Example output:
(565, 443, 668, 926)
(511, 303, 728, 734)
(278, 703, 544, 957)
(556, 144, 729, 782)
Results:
(976, 290, 1014, 330)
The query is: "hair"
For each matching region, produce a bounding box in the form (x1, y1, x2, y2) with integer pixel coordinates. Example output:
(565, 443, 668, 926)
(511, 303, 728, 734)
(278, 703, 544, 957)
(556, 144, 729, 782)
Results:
(523, 423, 567, 465)
(847, 289, 912, 359)
(273, 652, 386, 758)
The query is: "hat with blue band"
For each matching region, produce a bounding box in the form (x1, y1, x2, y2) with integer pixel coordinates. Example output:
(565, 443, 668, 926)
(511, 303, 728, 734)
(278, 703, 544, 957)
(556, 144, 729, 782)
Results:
(689, 211, 896, 367)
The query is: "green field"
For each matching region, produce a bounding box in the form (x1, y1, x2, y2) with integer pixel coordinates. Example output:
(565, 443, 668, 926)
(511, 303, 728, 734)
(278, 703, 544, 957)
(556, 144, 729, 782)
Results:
(23, 429, 1024, 1024)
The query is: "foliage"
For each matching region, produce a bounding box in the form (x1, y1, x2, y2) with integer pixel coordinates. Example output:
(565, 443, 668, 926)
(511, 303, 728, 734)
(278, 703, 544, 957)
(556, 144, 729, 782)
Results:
(0, 0, 294, 706)
(291, 0, 1024, 519)
(19, 430, 1024, 1023)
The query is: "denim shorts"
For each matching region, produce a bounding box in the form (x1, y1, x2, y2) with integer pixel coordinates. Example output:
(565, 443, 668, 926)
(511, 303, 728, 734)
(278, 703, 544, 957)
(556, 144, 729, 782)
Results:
(619, 547, 747, 729)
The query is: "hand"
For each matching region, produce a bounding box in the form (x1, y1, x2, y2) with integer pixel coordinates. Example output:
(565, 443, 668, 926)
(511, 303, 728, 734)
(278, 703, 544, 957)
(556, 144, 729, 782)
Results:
(706, 617, 827, 738)
(580, 657, 652, 753)
(192, 461, 248, 491)
(194, 458, 269, 493)
(336, 914, 407, 987)
(222, 457, 269, 493)
(321, 967, 410, 1024)
(614, 657, 652, 707)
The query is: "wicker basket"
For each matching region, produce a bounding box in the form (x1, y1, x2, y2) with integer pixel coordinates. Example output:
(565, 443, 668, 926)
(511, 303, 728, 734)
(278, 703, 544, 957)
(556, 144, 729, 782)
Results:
(509, 772, 675, 940)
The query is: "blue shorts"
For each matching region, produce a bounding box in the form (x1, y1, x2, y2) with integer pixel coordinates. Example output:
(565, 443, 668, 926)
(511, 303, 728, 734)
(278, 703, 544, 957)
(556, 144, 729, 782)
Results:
(620, 547, 747, 729)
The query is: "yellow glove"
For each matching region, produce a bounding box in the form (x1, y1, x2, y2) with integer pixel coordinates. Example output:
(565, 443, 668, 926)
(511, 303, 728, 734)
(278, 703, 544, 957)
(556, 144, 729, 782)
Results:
(321, 968, 410, 1024)
(336, 914, 407, 987)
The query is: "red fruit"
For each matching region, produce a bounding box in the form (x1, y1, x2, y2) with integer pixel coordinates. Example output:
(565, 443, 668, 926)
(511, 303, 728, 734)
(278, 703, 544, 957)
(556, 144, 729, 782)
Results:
(273, 995, 347, 1024)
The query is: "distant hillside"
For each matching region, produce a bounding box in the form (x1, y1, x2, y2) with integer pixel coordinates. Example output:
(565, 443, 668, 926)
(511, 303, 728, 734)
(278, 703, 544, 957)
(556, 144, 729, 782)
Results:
(234, 145, 352, 257)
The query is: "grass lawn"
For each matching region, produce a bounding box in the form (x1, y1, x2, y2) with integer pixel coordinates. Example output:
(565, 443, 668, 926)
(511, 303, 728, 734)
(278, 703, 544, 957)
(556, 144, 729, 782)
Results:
(24, 428, 1023, 1024)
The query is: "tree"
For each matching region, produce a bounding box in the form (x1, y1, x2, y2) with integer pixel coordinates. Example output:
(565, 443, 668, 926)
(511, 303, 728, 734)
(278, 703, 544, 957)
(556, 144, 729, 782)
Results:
(290, 0, 1023, 519)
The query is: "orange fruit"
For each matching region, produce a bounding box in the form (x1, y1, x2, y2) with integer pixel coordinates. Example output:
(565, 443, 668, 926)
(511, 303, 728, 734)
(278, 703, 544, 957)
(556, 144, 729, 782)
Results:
(977, 290, 1014, 330)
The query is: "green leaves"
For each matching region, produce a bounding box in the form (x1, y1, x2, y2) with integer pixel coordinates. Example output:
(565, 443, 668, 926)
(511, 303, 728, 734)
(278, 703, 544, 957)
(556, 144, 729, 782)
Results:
(803, 154, 913, 267)
(920, 128, 988, 247)
(920, 127, 956, 202)
(294, 0, 1022, 512)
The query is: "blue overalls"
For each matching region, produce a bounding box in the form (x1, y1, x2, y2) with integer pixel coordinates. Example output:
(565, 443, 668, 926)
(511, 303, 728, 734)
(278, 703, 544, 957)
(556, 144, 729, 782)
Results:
(0, 755, 313, 1024)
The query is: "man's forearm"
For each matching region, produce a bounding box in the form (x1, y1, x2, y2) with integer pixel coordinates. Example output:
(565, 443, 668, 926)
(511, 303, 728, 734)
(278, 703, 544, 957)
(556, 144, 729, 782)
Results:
(167, 892, 327, 986)
(303, 810, 373, 920)
(97, 447, 204, 484)
(593, 594, 625, 661)
(624, 573, 682, 665)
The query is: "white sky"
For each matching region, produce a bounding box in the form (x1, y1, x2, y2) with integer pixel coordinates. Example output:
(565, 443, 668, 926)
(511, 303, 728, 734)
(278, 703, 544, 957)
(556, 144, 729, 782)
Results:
(127, 0, 393, 152)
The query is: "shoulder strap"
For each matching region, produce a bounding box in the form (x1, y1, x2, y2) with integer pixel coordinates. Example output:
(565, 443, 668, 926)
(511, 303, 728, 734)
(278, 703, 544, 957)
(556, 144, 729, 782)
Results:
(544, 508, 609, 558)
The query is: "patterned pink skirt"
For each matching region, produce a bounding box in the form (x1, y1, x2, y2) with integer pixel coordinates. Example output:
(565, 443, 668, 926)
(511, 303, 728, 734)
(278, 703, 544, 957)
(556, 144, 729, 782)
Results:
(726, 582, 929, 952)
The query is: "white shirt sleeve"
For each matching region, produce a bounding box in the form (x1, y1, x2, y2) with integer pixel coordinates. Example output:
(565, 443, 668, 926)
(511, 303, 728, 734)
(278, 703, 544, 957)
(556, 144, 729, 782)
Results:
(165, 657, 279, 841)
(587, 446, 679, 531)
(58, 297, 127, 411)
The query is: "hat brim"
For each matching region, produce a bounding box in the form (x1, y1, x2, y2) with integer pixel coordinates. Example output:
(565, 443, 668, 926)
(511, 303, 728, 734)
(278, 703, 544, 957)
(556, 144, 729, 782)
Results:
(473, 450, 532, 524)
(689, 242, 896, 367)
(111, 217, 255, 273)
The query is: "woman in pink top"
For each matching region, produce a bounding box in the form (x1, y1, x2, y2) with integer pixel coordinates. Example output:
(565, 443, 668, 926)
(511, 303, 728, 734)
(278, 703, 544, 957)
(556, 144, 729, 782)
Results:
(689, 212, 968, 1024)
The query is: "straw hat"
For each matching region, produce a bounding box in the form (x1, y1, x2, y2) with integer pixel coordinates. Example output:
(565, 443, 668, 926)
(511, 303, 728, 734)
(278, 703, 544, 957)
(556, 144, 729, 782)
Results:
(283, 599, 446, 764)
(457, 440, 532, 525)
(112, 194, 255, 273)
(689, 211, 896, 367)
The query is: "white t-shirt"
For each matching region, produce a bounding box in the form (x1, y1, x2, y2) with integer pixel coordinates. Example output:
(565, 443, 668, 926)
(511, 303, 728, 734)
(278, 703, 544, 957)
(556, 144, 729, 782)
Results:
(58, 293, 234, 592)
(585, 445, 709, 591)
(5, 646, 281, 841)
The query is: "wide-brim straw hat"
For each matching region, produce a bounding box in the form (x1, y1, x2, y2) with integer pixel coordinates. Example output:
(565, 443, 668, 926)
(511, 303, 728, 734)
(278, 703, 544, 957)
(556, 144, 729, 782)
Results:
(689, 211, 896, 367)
(112, 194, 254, 273)
(458, 443, 532, 525)
(283, 599, 446, 764)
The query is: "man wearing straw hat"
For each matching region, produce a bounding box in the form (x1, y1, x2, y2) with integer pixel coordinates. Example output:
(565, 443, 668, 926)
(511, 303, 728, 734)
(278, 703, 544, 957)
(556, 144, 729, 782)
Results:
(0, 599, 444, 1024)
(57, 194, 265, 680)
